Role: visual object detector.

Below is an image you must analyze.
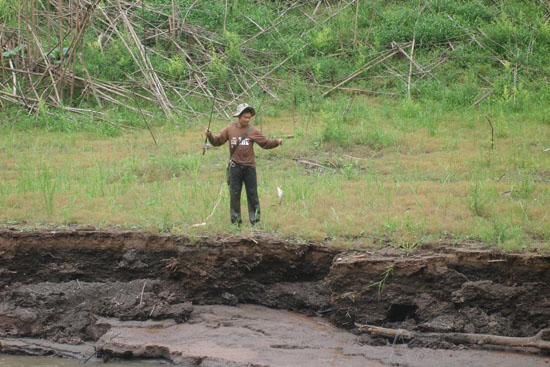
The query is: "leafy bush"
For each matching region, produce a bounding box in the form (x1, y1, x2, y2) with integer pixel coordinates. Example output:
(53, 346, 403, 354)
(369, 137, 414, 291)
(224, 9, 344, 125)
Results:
(311, 27, 339, 54)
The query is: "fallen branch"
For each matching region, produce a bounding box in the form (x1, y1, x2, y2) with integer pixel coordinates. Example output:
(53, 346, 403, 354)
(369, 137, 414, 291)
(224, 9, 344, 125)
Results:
(293, 158, 335, 171)
(471, 88, 494, 107)
(356, 324, 550, 352)
(322, 49, 398, 97)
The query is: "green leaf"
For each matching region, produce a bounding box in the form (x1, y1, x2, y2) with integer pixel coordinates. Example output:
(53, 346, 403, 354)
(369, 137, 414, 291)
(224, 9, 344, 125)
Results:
(2, 45, 23, 58)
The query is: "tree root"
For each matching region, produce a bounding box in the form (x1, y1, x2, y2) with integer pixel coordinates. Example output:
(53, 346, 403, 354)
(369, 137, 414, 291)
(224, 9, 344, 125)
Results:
(355, 323, 550, 352)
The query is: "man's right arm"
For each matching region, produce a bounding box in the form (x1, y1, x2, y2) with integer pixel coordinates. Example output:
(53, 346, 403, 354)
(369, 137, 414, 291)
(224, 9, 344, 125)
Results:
(206, 126, 229, 146)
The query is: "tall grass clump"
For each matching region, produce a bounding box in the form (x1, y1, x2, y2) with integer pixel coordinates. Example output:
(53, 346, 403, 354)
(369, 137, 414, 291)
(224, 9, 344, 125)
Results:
(37, 165, 57, 215)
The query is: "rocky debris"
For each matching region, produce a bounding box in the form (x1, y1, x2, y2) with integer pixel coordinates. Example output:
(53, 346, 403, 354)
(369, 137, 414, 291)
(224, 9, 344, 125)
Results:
(0, 280, 193, 343)
(328, 251, 550, 339)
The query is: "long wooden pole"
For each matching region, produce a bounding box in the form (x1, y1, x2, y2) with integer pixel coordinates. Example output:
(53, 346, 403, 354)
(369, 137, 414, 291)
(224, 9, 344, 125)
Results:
(58, 0, 64, 100)
(353, 0, 359, 45)
(203, 93, 217, 155)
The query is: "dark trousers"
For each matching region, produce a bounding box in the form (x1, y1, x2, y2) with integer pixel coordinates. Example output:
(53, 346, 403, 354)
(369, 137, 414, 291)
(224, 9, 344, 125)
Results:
(229, 163, 260, 225)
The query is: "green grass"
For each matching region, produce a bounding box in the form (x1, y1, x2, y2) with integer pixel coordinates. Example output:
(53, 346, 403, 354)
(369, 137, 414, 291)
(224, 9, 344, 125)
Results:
(0, 96, 549, 253)
(1, 1, 550, 252)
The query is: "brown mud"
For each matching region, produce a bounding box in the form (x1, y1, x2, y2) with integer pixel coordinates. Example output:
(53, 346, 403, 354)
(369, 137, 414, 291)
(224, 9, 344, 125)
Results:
(0, 229, 549, 364)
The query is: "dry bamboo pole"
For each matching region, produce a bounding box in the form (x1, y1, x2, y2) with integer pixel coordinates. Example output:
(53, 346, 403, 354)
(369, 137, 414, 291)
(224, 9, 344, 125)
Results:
(58, 0, 64, 100)
(226, 43, 308, 107)
(353, 0, 359, 45)
(313, 0, 322, 16)
(0, 30, 5, 82)
(25, 23, 62, 104)
(471, 88, 494, 107)
(69, 0, 77, 101)
(22, 0, 29, 71)
(237, 1, 301, 48)
(407, 36, 415, 99)
(16, 0, 21, 63)
(79, 53, 103, 108)
(413, 55, 449, 84)
(322, 49, 398, 97)
(104, 1, 174, 116)
(30, 0, 35, 62)
(163, 80, 198, 116)
(365, 0, 378, 44)
(223, 0, 228, 34)
(183, 0, 198, 23)
(57, 0, 101, 88)
(391, 43, 426, 72)
(9, 59, 17, 95)
(170, 0, 175, 34)
(229, 0, 355, 105)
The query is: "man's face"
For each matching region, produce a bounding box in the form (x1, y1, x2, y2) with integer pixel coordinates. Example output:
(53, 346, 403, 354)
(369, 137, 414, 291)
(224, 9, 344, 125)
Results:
(238, 112, 252, 126)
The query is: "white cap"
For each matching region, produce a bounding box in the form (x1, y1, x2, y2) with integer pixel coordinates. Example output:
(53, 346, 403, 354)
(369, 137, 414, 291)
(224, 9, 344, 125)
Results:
(233, 103, 256, 117)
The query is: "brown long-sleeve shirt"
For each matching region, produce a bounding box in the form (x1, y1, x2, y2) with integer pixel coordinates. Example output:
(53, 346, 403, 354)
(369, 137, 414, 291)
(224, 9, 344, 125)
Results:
(208, 123, 280, 167)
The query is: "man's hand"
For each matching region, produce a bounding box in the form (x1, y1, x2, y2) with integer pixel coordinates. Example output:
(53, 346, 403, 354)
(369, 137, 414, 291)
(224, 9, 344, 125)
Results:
(277, 139, 283, 146)
(205, 128, 212, 138)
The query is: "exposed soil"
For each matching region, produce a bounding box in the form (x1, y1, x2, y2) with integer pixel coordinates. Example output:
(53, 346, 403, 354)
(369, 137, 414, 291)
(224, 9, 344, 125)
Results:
(0, 229, 549, 363)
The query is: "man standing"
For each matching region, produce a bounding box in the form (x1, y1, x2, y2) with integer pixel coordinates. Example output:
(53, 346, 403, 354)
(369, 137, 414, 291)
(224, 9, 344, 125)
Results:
(205, 103, 283, 226)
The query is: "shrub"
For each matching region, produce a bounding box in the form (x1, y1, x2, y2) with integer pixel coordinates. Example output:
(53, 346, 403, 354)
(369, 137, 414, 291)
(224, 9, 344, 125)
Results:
(311, 27, 339, 54)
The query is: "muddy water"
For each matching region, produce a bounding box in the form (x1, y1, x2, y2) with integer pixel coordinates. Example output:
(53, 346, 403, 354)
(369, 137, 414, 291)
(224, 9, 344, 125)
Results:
(3, 305, 547, 367)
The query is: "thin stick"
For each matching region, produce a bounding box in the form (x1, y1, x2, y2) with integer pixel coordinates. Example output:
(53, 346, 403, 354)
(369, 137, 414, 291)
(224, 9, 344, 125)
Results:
(25, 23, 62, 104)
(292, 94, 296, 134)
(132, 92, 158, 146)
(365, 0, 379, 44)
(9, 59, 17, 95)
(203, 93, 217, 155)
(471, 88, 494, 107)
(407, 36, 416, 99)
(139, 281, 146, 305)
(353, 0, 359, 44)
(323, 49, 398, 97)
(486, 116, 494, 150)
(58, 0, 64, 100)
(224, 0, 228, 34)
(205, 183, 224, 221)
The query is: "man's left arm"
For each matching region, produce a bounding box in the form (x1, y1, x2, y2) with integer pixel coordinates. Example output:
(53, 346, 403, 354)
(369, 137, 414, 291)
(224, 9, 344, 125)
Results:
(251, 128, 283, 149)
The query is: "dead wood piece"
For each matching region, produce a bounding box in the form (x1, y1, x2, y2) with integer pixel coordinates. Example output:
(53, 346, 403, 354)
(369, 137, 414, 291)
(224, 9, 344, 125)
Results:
(471, 88, 494, 107)
(293, 158, 335, 171)
(356, 323, 550, 352)
(322, 49, 398, 97)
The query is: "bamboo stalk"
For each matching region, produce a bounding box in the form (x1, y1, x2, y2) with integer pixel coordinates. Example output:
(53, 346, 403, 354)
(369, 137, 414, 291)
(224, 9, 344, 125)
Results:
(353, 0, 359, 45)
(323, 49, 398, 97)
(25, 22, 62, 104)
(365, 0, 378, 44)
(407, 36, 415, 99)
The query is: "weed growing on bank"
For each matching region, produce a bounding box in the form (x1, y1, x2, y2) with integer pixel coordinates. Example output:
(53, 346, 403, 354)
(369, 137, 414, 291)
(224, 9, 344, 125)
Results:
(0, 96, 549, 252)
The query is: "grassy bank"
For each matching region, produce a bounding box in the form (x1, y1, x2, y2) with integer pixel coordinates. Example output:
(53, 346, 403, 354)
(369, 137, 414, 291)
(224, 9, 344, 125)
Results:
(1, 96, 549, 252)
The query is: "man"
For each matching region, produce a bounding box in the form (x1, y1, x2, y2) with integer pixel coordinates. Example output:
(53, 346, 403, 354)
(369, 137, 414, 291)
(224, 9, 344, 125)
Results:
(205, 103, 283, 226)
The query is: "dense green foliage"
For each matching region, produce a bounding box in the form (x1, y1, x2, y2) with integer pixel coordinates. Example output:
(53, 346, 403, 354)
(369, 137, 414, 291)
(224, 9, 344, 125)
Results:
(2, 0, 549, 116)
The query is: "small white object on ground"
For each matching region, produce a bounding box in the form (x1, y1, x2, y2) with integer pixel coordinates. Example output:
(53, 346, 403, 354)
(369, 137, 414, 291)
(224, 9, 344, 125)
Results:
(277, 187, 283, 205)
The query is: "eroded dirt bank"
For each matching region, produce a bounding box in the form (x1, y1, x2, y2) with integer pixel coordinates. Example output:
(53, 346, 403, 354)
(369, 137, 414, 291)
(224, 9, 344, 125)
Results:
(0, 229, 549, 363)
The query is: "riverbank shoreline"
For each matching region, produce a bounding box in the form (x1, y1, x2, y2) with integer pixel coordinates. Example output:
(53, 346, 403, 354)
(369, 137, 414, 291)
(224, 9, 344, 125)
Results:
(1, 229, 549, 365)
